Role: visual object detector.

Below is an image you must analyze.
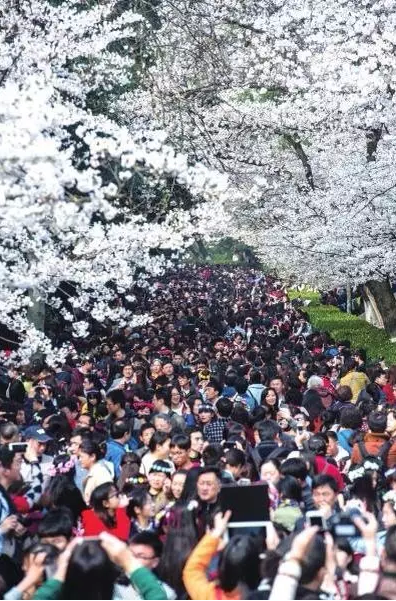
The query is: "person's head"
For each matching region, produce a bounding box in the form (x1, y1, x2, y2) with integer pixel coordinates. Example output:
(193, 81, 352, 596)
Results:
(0, 447, 22, 487)
(198, 403, 215, 425)
(170, 434, 191, 468)
(205, 379, 222, 401)
(77, 414, 95, 430)
(299, 534, 326, 587)
(148, 430, 171, 459)
(326, 431, 340, 457)
(339, 405, 363, 430)
(0, 422, 19, 444)
(170, 470, 187, 500)
(218, 535, 261, 592)
(139, 423, 155, 447)
(255, 419, 281, 443)
(385, 525, 396, 563)
(308, 434, 328, 456)
(189, 428, 204, 454)
(69, 426, 90, 456)
(127, 488, 155, 521)
(153, 388, 171, 412)
(170, 387, 182, 407)
(263, 387, 279, 407)
(91, 482, 120, 524)
(312, 474, 338, 510)
(216, 397, 233, 419)
(277, 475, 302, 503)
(269, 376, 284, 396)
(78, 439, 101, 470)
(152, 413, 172, 434)
(368, 411, 387, 434)
(373, 369, 388, 387)
(129, 531, 163, 570)
(177, 370, 191, 388)
(224, 448, 246, 479)
(23, 425, 52, 457)
(105, 390, 125, 415)
(62, 539, 118, 600)
(337, 385, 353, 403)
(110, 420, 130, 444)
(122, 364, 133, 379)
(249, 370, 262, 384)
(260, 458, 281, 485)
(37, 508, 74, 551)
(280, 458, 308, 482)
(149, 460, 172, 491)
(196, 466, 221, 503)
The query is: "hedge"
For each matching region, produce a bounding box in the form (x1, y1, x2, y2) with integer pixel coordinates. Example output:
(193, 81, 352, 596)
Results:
(288, 289, 396, 365)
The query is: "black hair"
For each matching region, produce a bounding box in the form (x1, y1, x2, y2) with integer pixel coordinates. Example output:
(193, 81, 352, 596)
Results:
(308, 434, 327, 456)
(224, 448, 246, 468)
(218, 535, 261, 592)
(170, 434, 191, 451)
(127, 487, 150, 520)
(79, 439, 102, 461)
(217, 397, 233, 418)
(148, 430, 170, 453)
(249, 370, 262, 384)
(129, 531, 163, 557)
(139, 422, 155, 436)
(277, 475, 302, 503)
(340, 405, 363, 430)
(44, 454, 85, 523)
(368, 411, 387, 433)
(62, 540, 118, 599)
(255, 419, 281, 442)
(206, 378, 223, 394)
(37, 507, 74, 540)
(385, 525, 396, 562)
(281, 458, 308, 481)
(311, 474, 338, 493)
(202, 444, 224, 468)
(106, 389, 125, 408)
(110, 420, 130, 441)
(300, 534, 326, 585)
(90, 482, 117, 528)
(0, 446, 16, 469)
(154, 387, 171, 408)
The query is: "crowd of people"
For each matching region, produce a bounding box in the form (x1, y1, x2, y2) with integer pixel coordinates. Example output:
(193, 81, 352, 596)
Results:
(0, 267, 396, 599)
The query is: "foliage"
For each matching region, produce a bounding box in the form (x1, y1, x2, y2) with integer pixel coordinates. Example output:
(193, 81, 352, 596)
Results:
(288, 290, 396, 365)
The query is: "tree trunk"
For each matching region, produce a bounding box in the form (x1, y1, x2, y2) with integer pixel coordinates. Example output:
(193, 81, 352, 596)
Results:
(363, 279, 396, 340)
(346, 281, 352, 314)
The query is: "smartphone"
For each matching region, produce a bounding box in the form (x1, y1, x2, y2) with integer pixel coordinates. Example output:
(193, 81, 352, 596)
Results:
(238, 478, 251, 486)
(306, 510, 327, 532)
(297, 426, 304, 434)
(8, 443, 28, 453)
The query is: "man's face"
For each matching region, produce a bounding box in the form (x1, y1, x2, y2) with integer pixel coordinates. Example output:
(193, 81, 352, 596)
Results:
(376, 373, 388, 387)
(106, 399, 119, 415)
(154, 418, 172, 433)
(123, 365, 133, 379)
(197, 472, 220, 503)
(173, 354, 183, 366)
(69, 435, 82, 456)
(190, 431, 204, 453)
(129, 544, 159, 569)
(163, 363, 174, 377)
(313, 484, 337, 510)
(205, 386, 217, 401)
(178, 375, 189, 388)
(141, 427, 155, 447)
(29, 438, 47, 457)
(214, 341, 225, 352)
(114, 350, 123, 362)
(170, 445, 190, 467)
(270, 378, 284, 395)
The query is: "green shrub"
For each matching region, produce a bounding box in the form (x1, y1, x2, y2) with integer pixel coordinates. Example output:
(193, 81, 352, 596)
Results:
(288, 289, 396, 364)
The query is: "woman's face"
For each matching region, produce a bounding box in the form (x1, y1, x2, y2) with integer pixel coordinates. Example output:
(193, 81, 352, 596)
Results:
(383, 502, 396, 529)
(105, 488, 120, 511)
(171, 388, 181, 406)
(171, 473, 187, 500)
(141, 496, 155, 518)
(265, 389, 277, 406)
(151, 361, 162, 374)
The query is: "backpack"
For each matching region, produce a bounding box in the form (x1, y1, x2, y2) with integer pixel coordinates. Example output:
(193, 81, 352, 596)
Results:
(348, 437, 393, 482)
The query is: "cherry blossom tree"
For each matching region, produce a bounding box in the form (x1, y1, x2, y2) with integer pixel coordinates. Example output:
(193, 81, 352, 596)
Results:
(0, 0, 227, 363)
(120, 0, 396, 336)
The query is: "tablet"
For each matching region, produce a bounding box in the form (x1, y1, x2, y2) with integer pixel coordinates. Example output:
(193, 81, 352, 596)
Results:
(219, 483, 270, 527)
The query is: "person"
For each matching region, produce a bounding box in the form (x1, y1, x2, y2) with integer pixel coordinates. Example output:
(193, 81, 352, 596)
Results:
(308, 434, 344, 491)
(136, 423, 155, 459)
(78, 439, 113, 505)
(351, 410, 396, 468)
(43, 454, 86, 524)
(21, 425, 53, 504)
(273, 476, 303, 532)
(68, 427, 90, 492)
(128, 488, 156, 536)
(81, 482, 130, 541)
(105, 420, 131, 479)
(340, 358, 370, 402)
(139, 431, 173, 476)
(148, 460, 172, 514)
(261, 387, 279, 419)
(223, 448, 246, 482)
(32, 532, 167, 599)
(37, 507, 74, 551)
(183, 510, 261, 599)
(129, 531, 176, 600)
(105, 390, 134, 432)
(169, 434, 195, 470)
(246, 370, 265, 410)
(0, 447, 25, 558)
(188, 427, 204, 463)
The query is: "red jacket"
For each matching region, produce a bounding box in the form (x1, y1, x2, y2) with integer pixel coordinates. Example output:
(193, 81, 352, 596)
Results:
(81, 507, 130, 541)
(314, 456, 344, 492)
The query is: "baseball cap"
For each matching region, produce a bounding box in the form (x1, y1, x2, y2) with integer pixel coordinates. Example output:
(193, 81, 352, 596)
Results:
(23, 425, 52, 443)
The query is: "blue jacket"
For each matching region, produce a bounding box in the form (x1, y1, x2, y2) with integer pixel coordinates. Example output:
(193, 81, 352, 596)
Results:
(105, 439, 126, 479)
